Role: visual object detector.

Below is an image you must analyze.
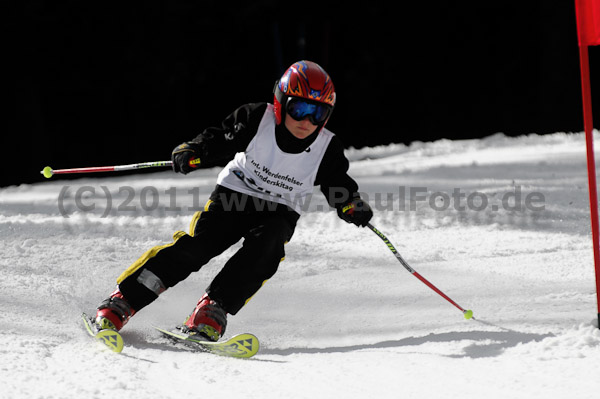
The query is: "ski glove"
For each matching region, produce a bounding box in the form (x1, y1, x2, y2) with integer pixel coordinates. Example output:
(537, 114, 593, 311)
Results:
(338, 198, 373, 227)
(172, 143, 201, 174)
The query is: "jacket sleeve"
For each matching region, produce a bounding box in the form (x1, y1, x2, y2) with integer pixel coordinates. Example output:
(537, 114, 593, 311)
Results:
(315, 135, 361, 209)
(185, 103, 267, 167)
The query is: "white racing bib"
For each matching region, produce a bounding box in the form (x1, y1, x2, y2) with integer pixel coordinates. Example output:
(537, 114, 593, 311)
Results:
(217, 104, 333, 214)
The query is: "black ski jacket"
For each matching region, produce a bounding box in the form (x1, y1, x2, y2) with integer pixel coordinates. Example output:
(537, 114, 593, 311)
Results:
(184, 102, 360, 211)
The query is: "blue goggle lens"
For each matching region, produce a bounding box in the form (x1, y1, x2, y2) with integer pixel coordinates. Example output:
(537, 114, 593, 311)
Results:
(286, 98, 331, 124)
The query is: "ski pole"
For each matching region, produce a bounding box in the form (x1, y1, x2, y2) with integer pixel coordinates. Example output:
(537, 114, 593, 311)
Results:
(40, 159, 199, 178)
(366, 223, 474, 320)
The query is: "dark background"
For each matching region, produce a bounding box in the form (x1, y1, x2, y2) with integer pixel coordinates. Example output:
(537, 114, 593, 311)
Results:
(5, 1, 600, 187)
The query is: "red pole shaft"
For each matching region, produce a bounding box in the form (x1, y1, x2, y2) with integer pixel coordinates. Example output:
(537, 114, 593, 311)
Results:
(579, 43, 600, 324)
(412, 271, 466, 313)
(41, 161, 174, 177)
(52, 166, 117, 175)
(367, 223, 470, 315)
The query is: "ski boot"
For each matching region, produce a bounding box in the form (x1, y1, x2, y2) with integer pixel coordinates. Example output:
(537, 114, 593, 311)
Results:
(178, 293, 227, 342)
(94, 288, 136, 332)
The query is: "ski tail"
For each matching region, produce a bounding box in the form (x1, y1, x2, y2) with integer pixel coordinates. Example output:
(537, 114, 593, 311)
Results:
(153, 326, 259, 358)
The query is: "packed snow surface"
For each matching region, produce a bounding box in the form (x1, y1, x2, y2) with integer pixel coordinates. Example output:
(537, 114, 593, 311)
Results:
(1, 132, 599, 398)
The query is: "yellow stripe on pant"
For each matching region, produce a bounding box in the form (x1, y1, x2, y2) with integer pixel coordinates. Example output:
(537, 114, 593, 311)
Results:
(118, 200, 212, 284)
(189, 200, 212, 237)
(116, 230, 187, 284)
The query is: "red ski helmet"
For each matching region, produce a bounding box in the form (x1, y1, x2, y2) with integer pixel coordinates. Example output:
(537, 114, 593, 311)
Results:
(273, 60, 336, 126)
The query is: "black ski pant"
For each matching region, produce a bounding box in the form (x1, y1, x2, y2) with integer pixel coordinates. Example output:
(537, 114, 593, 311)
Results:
(117, 186, 299, 315)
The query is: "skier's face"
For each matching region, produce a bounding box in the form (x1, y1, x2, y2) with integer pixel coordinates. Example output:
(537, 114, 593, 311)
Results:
(284, 114, 318, 139)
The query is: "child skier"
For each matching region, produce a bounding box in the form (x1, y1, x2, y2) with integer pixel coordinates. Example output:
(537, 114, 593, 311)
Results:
(92, 60, 373, 342)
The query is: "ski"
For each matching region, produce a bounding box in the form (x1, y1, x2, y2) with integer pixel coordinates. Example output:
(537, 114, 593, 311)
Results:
(81, 313, 124, 353)
(153, 326, 259, 359)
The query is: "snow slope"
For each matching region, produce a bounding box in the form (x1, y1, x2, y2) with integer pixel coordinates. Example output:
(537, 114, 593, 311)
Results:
(1, 132, 599, 399)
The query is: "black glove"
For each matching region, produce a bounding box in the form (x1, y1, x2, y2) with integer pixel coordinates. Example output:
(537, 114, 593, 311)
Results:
(172, 143, 201, 174)
(338, 198, 373, 227)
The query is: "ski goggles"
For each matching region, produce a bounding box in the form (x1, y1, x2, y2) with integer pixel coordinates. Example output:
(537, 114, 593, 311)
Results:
(285, 97, 332, 125)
